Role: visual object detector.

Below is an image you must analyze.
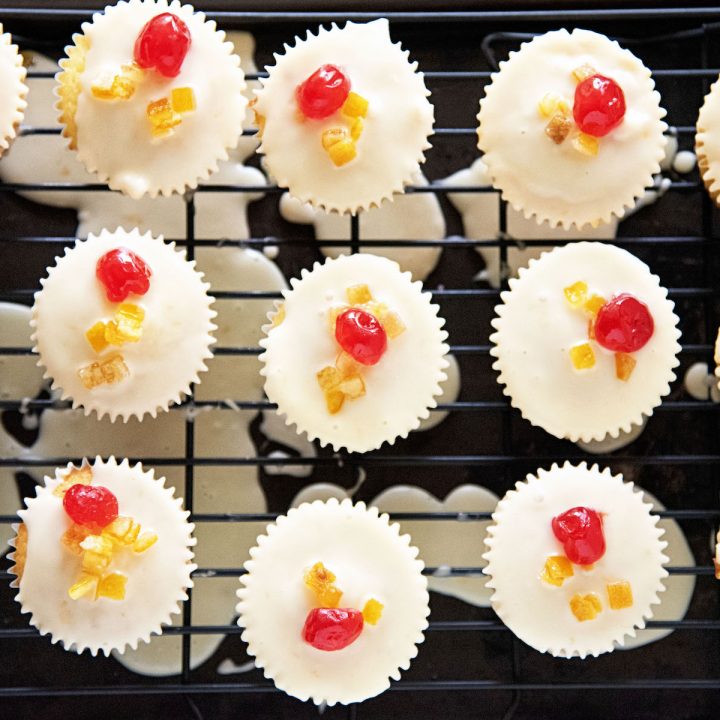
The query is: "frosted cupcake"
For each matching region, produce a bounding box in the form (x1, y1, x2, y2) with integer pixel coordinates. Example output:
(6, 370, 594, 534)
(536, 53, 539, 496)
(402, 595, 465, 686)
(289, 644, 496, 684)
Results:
(56, 0, 247, 198)
(697, 78, 720, 205)
(237, 498, 429, 705)
(9, 457, 196, 656)
(477, 28, 666, 228)
(484, 463, 668, 658)
(0, 26, 27, 157)
(259, 253, 449, 453)
(490, 242, 681, 442)
(253, 19, 434, 213)
(32, 227, 216, 421)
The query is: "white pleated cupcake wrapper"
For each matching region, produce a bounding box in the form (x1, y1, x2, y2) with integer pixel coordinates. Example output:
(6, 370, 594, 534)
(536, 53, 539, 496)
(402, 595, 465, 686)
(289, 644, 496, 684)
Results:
(254, 19, 434, 215)
(259, 253, 449, 453)
(55, 0, 247, 199)
(483, 462, 669, 659)
(0, 27, 28, 155)
(31, 227, 217, 422)
(477, 29, 668, 230)
(236, 498, 430, 705)
(8, 456, 196, 657)
(489, 243, 682, 443)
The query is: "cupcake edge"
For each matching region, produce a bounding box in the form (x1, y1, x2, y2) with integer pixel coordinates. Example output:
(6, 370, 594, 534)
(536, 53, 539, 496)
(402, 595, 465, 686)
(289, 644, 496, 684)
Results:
(0, 27, 28, 155)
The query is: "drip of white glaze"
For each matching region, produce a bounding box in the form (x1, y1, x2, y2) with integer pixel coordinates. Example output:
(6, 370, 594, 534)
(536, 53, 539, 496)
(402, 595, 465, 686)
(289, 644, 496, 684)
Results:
(673, 150, 696, 175)
(684, 362, 720, 402)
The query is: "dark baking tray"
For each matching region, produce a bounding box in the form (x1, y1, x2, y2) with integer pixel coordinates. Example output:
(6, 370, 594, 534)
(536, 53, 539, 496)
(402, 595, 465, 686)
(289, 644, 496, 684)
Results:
(1, 5, 720, 720)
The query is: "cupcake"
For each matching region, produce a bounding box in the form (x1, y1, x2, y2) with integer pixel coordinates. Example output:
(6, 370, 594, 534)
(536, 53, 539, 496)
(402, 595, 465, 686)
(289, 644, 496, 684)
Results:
(8, 456, 196, 656)
(56, 0, 247, 199)
(477, 28, 667, 228)
(259, 253, 449, 453)
(484, 463, 668, 658)
(253, 18, 434, 213)
(696, 77, 720, 204)
(32, 227, 216, 421)
(0, 26, 27, 158)
(237, 498, 429, 705)
(490, 242, 681, 442)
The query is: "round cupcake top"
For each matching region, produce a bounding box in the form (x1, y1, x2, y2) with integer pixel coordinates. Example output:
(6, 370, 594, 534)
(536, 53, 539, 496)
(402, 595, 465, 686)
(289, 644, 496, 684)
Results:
(260, 253, 449, 453)
(0, 26, 27, 156)
(490, 242, 681, 442)
(697, 76, 720, 205)
(57, 0, 247, 198)
(237, 498, 429, 705)
(254, 19, 434, 213)
(11, 457, 196, 656)
(477, 28, 666, 229)
(484, 463, 668, 658)
(32, 227, 216, 421)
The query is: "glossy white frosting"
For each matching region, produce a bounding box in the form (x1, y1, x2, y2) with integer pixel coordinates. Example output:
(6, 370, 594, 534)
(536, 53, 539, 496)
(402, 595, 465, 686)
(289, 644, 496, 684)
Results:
(0, 27, 26, 156)
(484, 463, 668, 658)
(478, 29, 667, 228)
(237, 498, 429, 705)
(697, 76, 720, 204)
(490, 242, 681, 441)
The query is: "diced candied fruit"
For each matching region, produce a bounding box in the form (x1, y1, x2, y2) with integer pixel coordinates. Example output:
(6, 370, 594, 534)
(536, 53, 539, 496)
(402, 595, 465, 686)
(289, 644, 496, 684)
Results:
(346, 284, 372, 305)
(82, 550, 112, 575)
(12, 523, 27, 581)
(325, 389, 345, 414)
(62, 523, 92, 555)
(321, 127, 348, 150)
(342, 91, 369, 118)
(607, 580, 633, 610)
(90, 71, 119, 100)
(296, 65, 351, 120)
(91, 63, 142, 101)
(572, 132, 600, 157)
(147, 97, 182, 138)
(538, 92, 571, 118)
(569, 343, 595, 370)
(570, 593, 602, 621)
(86, 321, 109, 353)
(53, 465, 92, 498)
(545, 112, 573, 144)
(351, 117, 364, 142)
(336, 308, 387, 366)
(171, 86, 196, 114)
(96, 247, 152, 303)
(362, 598, 384, 625)
(134, 12, 191, 78)
(124, 520, 141, 545)
(336, 351, 361, 378)
(327, 138, 357, 167)
(327, 305, 348, 333)
(573, 74, 626, 137)
(337, 374, 365, 399)
(64, 484, 119, 529)
(105, 303, 145, 345)
(595, 294, 654, 353)
(317, 366, 342, 391)
(80, 534, 114, 556)
(304, 562, 343, 608)
(552, 506, 606, 565)
(615, 352, 637, 381)
(380, 310, 406, 339)
(78, 353, 129, 389)
(96, 572, 127, 601)
(134, 531, 158, 554)
(302, 607, 364, 651)
(104, 515, 133, 543)
(563, 281, 588, 307)
(584, 294, 606, 316)
(587, 318, 595, 340)
(68, 574, 99, 600)
(572, 64, 596, 83)
(270, 303, 285, 328)
(540, 555, 574, 587)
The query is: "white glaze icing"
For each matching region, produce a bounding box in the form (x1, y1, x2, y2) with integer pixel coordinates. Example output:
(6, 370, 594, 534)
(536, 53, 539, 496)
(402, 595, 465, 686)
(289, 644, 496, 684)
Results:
(31, 228, 217, 421)
(260, 254, 449, 452)
(484, 463, 668, 658)
(0, 27, 26, 156)
(0, 303, 45, 401)
(490, 242, 681, 441)
(685, 361, 720, 403)
(60, 0, 247, 198)
(278, 171, 444, 281)
(12, 456, 196, 656)
(575, 418, 646, 454)
(415, 352, 460, 432)
(255, 19, 434, 213)
(673, 150, 696, 175)
(477, 29, 667, 228)
(236, 498, 429, 705)
(696, 76, 720, 204)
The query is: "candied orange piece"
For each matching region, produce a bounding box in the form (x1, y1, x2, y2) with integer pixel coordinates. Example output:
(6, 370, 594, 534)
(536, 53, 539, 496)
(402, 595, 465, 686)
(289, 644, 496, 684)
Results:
(82, 550, 111, 575)
(68, 574, 99, 600)
(327, 305, 348, 332)
(325, 389, 345, 414)
(587, 318, 595, 341)
(346, 284, 372, 305)
(545, 112, 572, 144)
(147, 97, 181, 138)
(12, 523, 27, 581)
(104, 515, 133, 544)
(570, 593, 602, 621)
(341, 91, 369, 118)
(304, 562, 343, 608)
(338, 374, 365, 399)
(105, 303, 144, 344)
(270, 303, 285, 328)
(563, 281, 588, 308)
(96, 572, 127, 601)
(538, 92, 570, 118)
(362, 598, 384, 625)
(171, 86, 196, 114)
(584, 294, 606, 316)
(573, 132, 599, 157)
(62, 524, 92, 555)
(572, 64, 596, 83)
(78, 353, 129, 389)
(80, 534, 113, 556)
(350, 117, 364, 142)
(91, 63, 142, 101)
(380, 310, 405, 339)
(570, 343, 595, 370)
(615, 352, 637, 381)
(53, 465, 93, 498)
(317, 366, 342, 391)
(607, 580, 633, 610)
(328, 138, 357, 167)
(124, 520, 141, 545)
(336, 351, 361, 378)
(134, 531, 157, 554)
(321, 127, 348, 150)
(86, 321, 109, 353)
(540, 555, 574, 587)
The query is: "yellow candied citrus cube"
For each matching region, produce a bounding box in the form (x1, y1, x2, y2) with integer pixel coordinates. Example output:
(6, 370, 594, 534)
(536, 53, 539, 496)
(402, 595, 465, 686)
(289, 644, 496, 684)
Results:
(569, 593, 602, 621)
(569, 342, 595, 370)
(304, 562, 343, 607)
(346, 284, 372, 305)
(563, 281, 588, 307)
(86, 321, 109, 353)
(104, 515, 133, 543)
(584, 294, 606, 316)
(587, 318, 595, 341)
(328, 304, 348, 332)
(572, 132, 599, 157)
(78, 353, 129, 389)
(341, 91, 369, 118)
(338, 374, 365, 399)
(350, 117, 364, 141)
(317, 366, 342, 391)
(327, 138, 357, 167)
(62, 524, 92, 555)
(380, 310, 405, 339)
(321, 127, 348, 150)
(540, 555, 574, 587)
(147, 97, 182, 138)
(537, 92, 571, 118)
(134, 531, 158, 554)
(171, 86, 196, 114)
(124, 520, 141, 545)
(82, 550, 112, 575)
(96, 572, 127, 601)
(607, 580, 633, 610)
(615, 352, 637, 381)
(336, 351, 361, 378)
(362, 598, 384, 625)
(68, 574, 99, 600)
(270, 303, 285, 328)
(105, 303, 144, 344)
(110, 74, 135, 101)
(80, 534, 113, 556)
(90, 70, 118, 100)
(53, 465, 93, 497)
(572, 64, 596, 83)
(325, 389, 345, 414)
(545, 112, 573, 144)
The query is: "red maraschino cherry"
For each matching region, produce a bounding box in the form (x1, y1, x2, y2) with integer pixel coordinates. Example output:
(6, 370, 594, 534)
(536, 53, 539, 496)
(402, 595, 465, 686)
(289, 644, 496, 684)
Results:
(594, 294, 654, 353)
(573, 74, 626, 137)
(63, 484, 119, 529)
(296, 64, 351, 119)
(335, 308, 387, 366)
(552, 506, 606, 565)
(302, 607, 364, 651)
(134, 12, 191, 78)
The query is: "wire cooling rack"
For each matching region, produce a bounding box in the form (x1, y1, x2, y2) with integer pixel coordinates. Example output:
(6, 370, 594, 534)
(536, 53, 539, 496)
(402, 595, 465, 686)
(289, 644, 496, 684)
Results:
(1, 5, 720, 720)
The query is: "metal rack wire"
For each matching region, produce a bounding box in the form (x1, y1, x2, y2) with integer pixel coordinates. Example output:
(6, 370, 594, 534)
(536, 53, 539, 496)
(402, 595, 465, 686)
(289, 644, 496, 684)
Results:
(1, 5, 720, 718)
